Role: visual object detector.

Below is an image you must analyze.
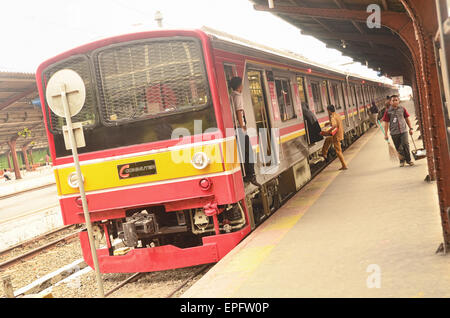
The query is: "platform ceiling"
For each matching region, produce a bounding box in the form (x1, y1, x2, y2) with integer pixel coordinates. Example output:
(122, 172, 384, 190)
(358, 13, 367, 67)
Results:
(250, 0, 413, 85)
(0, 72, 48, 154)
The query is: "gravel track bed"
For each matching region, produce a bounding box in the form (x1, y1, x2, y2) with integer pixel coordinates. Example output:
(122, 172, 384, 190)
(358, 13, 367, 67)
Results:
(0, 225, 80, 264)
(1, 231, 211, 298)
(51, 264, 211, 298)
(0, 239, 83, 298)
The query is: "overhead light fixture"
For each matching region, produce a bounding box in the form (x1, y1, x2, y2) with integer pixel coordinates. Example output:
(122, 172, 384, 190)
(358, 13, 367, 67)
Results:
(268, 0, 274, 8)
(341, 40, 347, 49)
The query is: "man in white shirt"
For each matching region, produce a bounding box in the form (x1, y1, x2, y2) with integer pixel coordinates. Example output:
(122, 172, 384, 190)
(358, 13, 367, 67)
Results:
(229, 76, 260, 187)
(3, 169, 12, 181)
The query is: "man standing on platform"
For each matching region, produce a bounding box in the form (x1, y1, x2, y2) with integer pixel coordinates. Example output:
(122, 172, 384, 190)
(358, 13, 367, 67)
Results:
(320, 105, 348, 170)
(229, 76, 260, 187)
(369, 101, 379, 127)
(382, 95, 414, 167)
(3, 169, 12, 181)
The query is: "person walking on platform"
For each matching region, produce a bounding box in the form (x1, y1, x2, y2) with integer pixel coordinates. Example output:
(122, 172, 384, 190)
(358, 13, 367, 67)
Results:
(229, 76, 260, 187)
(381, 95, 391, 120)
(382, 95, 414, 167)
(320, 105, 348, 170)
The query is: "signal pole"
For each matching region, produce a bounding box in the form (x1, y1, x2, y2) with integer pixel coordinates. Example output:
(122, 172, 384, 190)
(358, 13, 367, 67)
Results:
(155, 11, 163, 28)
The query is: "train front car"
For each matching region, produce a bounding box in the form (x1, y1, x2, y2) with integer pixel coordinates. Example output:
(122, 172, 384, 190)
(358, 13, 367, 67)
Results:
(36, 30, 250, 273)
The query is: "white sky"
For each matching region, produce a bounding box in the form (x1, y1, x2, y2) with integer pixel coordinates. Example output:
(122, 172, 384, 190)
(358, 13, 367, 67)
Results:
(0, 0, 391, 83)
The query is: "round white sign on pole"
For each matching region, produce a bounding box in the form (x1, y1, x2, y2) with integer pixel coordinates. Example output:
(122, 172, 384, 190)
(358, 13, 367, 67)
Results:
(45, 69, 86, 118)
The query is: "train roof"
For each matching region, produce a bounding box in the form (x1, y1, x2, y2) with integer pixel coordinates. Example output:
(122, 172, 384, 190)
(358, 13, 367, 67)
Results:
(201, 26, 394, 88)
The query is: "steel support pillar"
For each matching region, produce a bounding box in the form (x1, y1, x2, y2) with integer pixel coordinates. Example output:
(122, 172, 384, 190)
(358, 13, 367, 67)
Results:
(22, 145, 31, 172)
(7, 138, 21, 180)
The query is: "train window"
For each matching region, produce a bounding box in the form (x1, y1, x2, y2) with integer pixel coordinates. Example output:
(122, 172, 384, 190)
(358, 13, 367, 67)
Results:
(311, 82, 324, 113)
(43, 55, 99, 133)
(275, 78, 296, 121)
(331, 83, 342, 109)
(296, 76, 307, 105)
(248, 70, 267, 128)
(95, 38, 211, 125)
(46, 38, 218, 157)
(224, 64, 236, 95)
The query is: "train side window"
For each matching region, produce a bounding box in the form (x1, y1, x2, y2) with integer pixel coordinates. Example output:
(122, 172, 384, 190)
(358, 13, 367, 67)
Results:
(322, 80, 331, 105)
(223, 63, 238, 127)
(223, 63, 236, 94)
(331, 83, 342, 109)
(311, 82, 324, 113)
(296, 76, 308, 107)
(275, 78, 296, 121)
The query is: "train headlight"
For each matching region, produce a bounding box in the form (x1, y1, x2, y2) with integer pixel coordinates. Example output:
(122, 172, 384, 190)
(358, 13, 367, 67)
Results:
(191, 152, 210, 170)
(68, 171, 84, 188)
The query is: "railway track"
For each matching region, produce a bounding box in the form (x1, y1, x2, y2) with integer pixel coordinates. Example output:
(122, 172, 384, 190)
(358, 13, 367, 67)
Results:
(99, 150, 347, 298)
(1, 136, 360, 298)
(0, 182, 56, 200)
(101, 263, 212, 298)
(0, 225, 81, 270)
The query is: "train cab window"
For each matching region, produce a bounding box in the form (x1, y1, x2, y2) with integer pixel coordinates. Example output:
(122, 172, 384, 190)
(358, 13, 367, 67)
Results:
(311, 82, 324, 113)
(43, 55, 99, 133)
(96, 39, 210, 125)
(44, 38, 217, 157)
(275, 78, 296, 121)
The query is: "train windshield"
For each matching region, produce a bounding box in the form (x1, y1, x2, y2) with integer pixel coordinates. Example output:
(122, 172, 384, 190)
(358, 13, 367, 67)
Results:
(42, 37, 217, 157)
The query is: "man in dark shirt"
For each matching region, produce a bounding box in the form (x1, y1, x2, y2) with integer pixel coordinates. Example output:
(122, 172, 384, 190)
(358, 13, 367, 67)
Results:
(382, 95, 414, 167)
(302, 104, 323, 144)
(369, 101, 379, 127)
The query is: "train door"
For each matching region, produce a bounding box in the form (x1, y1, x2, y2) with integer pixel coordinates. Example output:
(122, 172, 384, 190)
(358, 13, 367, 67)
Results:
(348, 84, 355, 116)
(327, 81, 335, 106)
(348, 84, 355, 124)
(351, 85, 360, 121)
(322, 80, 331, 107)
(360, 85, 366, 118)
(340, 82, 350, 126)
(357, 85, 364, 120)
(331, 82, 340, 109)
(247, 69, 273, 166)
(223, 63, 238, 126)
(363, 86, 369, 117)
(296, 76, 312, 143)
(223, 63, 248, 176)
(310, 80, 325, 114)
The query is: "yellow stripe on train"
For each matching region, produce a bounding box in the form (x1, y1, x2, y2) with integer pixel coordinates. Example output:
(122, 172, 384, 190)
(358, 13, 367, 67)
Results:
(55, 140, 241, 195)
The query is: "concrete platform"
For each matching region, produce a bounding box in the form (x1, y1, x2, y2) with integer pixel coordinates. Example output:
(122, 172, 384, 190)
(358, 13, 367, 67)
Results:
(182, 101, 449, 298)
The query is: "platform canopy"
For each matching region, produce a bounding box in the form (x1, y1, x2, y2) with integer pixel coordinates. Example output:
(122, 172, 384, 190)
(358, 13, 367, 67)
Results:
(0, 71, 48, 154)
(250, 0, 413, 86)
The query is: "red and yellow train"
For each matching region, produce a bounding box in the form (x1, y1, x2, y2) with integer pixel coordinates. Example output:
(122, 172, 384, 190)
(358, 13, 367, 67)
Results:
(36, 28, 396, 273)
